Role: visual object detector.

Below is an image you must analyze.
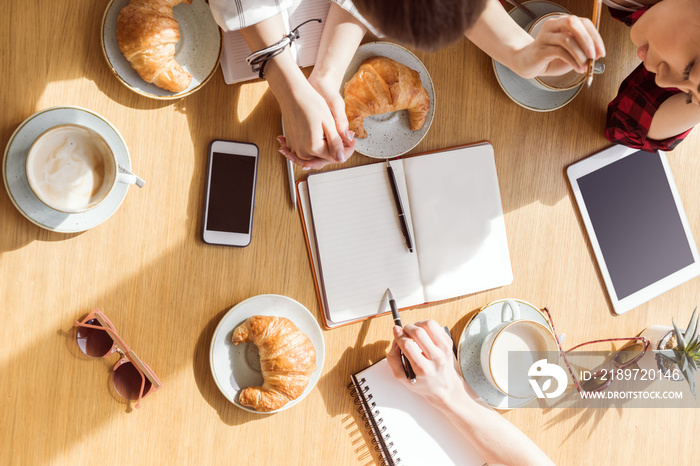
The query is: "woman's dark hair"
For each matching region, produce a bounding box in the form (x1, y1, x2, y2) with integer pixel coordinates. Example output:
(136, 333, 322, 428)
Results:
(352, 0, 489, 51)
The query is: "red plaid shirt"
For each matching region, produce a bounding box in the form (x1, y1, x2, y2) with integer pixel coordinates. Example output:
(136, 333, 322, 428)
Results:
(605, 6, 692, 151)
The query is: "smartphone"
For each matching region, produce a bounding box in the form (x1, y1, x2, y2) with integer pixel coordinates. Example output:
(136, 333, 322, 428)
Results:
(202, 140, 259, 247)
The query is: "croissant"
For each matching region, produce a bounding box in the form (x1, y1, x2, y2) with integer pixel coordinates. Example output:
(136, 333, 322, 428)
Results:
(343, 56, 431, 139)
(116, 0, 193, 92)
(232, 315, 317, 412)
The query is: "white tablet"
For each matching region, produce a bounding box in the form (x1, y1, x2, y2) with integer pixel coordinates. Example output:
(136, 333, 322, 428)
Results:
(567, 145, 700, 314)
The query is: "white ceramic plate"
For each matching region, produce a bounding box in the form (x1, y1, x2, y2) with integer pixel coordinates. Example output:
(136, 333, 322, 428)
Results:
(101, 0, 222, 100)
(3, 106, 134, 233)
(209, 294, 325, 414)
(458, 299, 552, 410)
(342, 42, 435, 158)
(492, 1, 582, 112)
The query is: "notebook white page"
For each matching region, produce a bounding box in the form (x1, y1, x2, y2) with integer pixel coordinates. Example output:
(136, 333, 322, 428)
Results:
(219, 0, 329, 84)
(354, 359, 485, 466)
(403, 144, 513, 302)
(306, 161, 425, 324)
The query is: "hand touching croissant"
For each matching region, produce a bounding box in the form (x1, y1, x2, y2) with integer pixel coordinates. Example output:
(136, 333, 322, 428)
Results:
(116, 0, 193, 92)
(343, 56, 431, 139)
(232, 315, 317, 412)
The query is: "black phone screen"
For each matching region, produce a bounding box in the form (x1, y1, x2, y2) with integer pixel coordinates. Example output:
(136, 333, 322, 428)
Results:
(206, 152, 257, 234)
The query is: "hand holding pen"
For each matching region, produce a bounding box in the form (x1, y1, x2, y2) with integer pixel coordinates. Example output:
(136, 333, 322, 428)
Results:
(387, 288, 416, 383)
(387, 318, 468, 403)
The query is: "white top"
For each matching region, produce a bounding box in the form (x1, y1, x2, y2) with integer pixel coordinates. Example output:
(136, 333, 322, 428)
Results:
(208, 0, 377, 35)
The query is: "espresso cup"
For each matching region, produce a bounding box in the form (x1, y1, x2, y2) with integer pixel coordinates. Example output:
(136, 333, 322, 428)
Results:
(480, 300, 559, 398)
(25, 124, 137, 213)
(527, 12, 604, 92)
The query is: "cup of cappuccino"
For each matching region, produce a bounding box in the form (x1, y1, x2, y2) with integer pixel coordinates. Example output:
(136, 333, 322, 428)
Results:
(25, 124, 137, 213)
(527, 12, 604, 92)
(480, 300, 559, 399)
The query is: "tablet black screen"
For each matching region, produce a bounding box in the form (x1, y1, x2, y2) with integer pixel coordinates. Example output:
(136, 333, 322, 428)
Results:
(577, 150, 694, 299)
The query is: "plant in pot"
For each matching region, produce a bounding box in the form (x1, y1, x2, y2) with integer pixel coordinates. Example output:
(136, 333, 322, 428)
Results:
(639, 309, 699, 396)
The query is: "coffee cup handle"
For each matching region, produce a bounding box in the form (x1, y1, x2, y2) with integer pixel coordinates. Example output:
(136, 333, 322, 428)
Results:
(501, 300, 521, 322)
(116, 172, 138, 186)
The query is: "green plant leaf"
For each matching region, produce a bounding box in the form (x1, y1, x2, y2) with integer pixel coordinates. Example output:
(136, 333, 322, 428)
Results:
(685, 308, 697, 338)
(658, 349, 680, 363)
(673, 318, 687, 351)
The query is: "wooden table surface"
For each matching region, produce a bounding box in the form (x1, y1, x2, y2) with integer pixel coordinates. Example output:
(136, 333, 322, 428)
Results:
(2, 1, 699, 465)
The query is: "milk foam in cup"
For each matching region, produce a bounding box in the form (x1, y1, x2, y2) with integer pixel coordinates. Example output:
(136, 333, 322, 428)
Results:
(480, 300, 559, 399)
(25, 124, 135, 213)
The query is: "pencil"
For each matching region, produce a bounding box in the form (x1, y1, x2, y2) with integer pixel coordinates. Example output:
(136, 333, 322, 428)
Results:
(586, 0, 603, 87)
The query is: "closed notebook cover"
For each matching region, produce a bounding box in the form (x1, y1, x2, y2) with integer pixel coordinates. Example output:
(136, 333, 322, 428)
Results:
(350, 359, 486, 466)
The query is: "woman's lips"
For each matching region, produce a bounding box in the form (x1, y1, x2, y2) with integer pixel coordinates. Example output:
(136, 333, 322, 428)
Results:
(637, 43, 648, 62)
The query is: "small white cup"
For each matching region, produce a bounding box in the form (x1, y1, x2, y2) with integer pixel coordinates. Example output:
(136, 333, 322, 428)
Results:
(480, 300, 559, 398)
(26, 124, 137, 213)
(527, 12, 604, 92)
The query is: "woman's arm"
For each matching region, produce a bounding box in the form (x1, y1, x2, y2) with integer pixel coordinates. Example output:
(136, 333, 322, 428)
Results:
(464, 0, 605, 78)
(388, 320, 555, 466)
(239, 13, 348, 168)
(648, 94, 700, 141)
(279, 2, 367, 168)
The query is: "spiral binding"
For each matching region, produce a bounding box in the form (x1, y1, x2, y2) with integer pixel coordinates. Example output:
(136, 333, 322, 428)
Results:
(348, 378, 402, 465)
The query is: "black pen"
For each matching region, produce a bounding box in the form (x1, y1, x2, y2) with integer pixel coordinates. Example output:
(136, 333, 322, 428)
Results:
(387, 288, 416, 383)
(386, 161, 414, 253)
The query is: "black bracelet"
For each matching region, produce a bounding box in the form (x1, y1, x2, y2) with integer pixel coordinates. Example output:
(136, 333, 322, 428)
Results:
(246, 18, 323, 79)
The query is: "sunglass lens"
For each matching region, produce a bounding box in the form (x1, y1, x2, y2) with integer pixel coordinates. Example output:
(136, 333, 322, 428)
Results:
(113, 361, 152, 401)
(613, 341, 645, 368)
(582, 370, 611, 392)
(76, 319, 114, 357)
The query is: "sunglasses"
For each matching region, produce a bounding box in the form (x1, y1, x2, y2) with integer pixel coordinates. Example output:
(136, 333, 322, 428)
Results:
(542, 307, 649, 394)
(73, 309, 163, 408)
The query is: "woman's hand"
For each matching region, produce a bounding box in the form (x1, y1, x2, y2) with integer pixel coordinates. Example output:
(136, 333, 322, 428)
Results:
(387, 320, 466, 408)
(276, 78, 354, 170)
(514, 14, 605, 79)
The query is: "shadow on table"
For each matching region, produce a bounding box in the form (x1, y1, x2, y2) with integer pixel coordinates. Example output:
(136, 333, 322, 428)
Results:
(315, 319, 390, 464)
(192, 306, 276, 426)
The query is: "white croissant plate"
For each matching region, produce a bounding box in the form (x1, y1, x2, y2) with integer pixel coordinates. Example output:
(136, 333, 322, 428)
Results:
(342, 42, 436, 159)
(209, 294, 325, 414)
(101, 0, 222, 100)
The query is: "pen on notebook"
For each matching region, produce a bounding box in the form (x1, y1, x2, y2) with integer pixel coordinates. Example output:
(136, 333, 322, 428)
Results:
(386, 160, 414, 253)
(281, 119, 297, 210)
(388, 288, 416, 384)
(586, 0, 603, 87)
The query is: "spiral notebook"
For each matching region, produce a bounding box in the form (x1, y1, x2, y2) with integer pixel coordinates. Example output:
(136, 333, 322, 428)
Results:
(349, 359, 486, 466)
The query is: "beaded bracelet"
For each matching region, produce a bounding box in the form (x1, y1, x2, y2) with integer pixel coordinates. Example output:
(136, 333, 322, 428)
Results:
(246, 18, 323, 79)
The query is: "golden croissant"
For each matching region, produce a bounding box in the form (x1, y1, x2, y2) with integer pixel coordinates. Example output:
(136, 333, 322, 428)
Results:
(116, 0, 193, 92)
(232, 315, 317, 412)
(343, 56, 431, 139)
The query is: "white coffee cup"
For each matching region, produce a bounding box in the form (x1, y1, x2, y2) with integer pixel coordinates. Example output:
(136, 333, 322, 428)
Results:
(480, 300, 559, 398)
(25, 124, 137, 213)
(527, 12, 604, 92)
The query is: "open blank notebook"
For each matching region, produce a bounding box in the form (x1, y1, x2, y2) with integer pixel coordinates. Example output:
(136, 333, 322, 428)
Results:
(298, 143, 513, 328)
(350, 359, 486, 465)
(219, 0, 329, 84)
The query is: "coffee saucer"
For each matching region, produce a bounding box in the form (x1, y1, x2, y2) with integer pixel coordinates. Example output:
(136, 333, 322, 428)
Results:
(492, 1, 582, 112)
(458, 299, 551, 410)
(3, 106, 133, 233)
